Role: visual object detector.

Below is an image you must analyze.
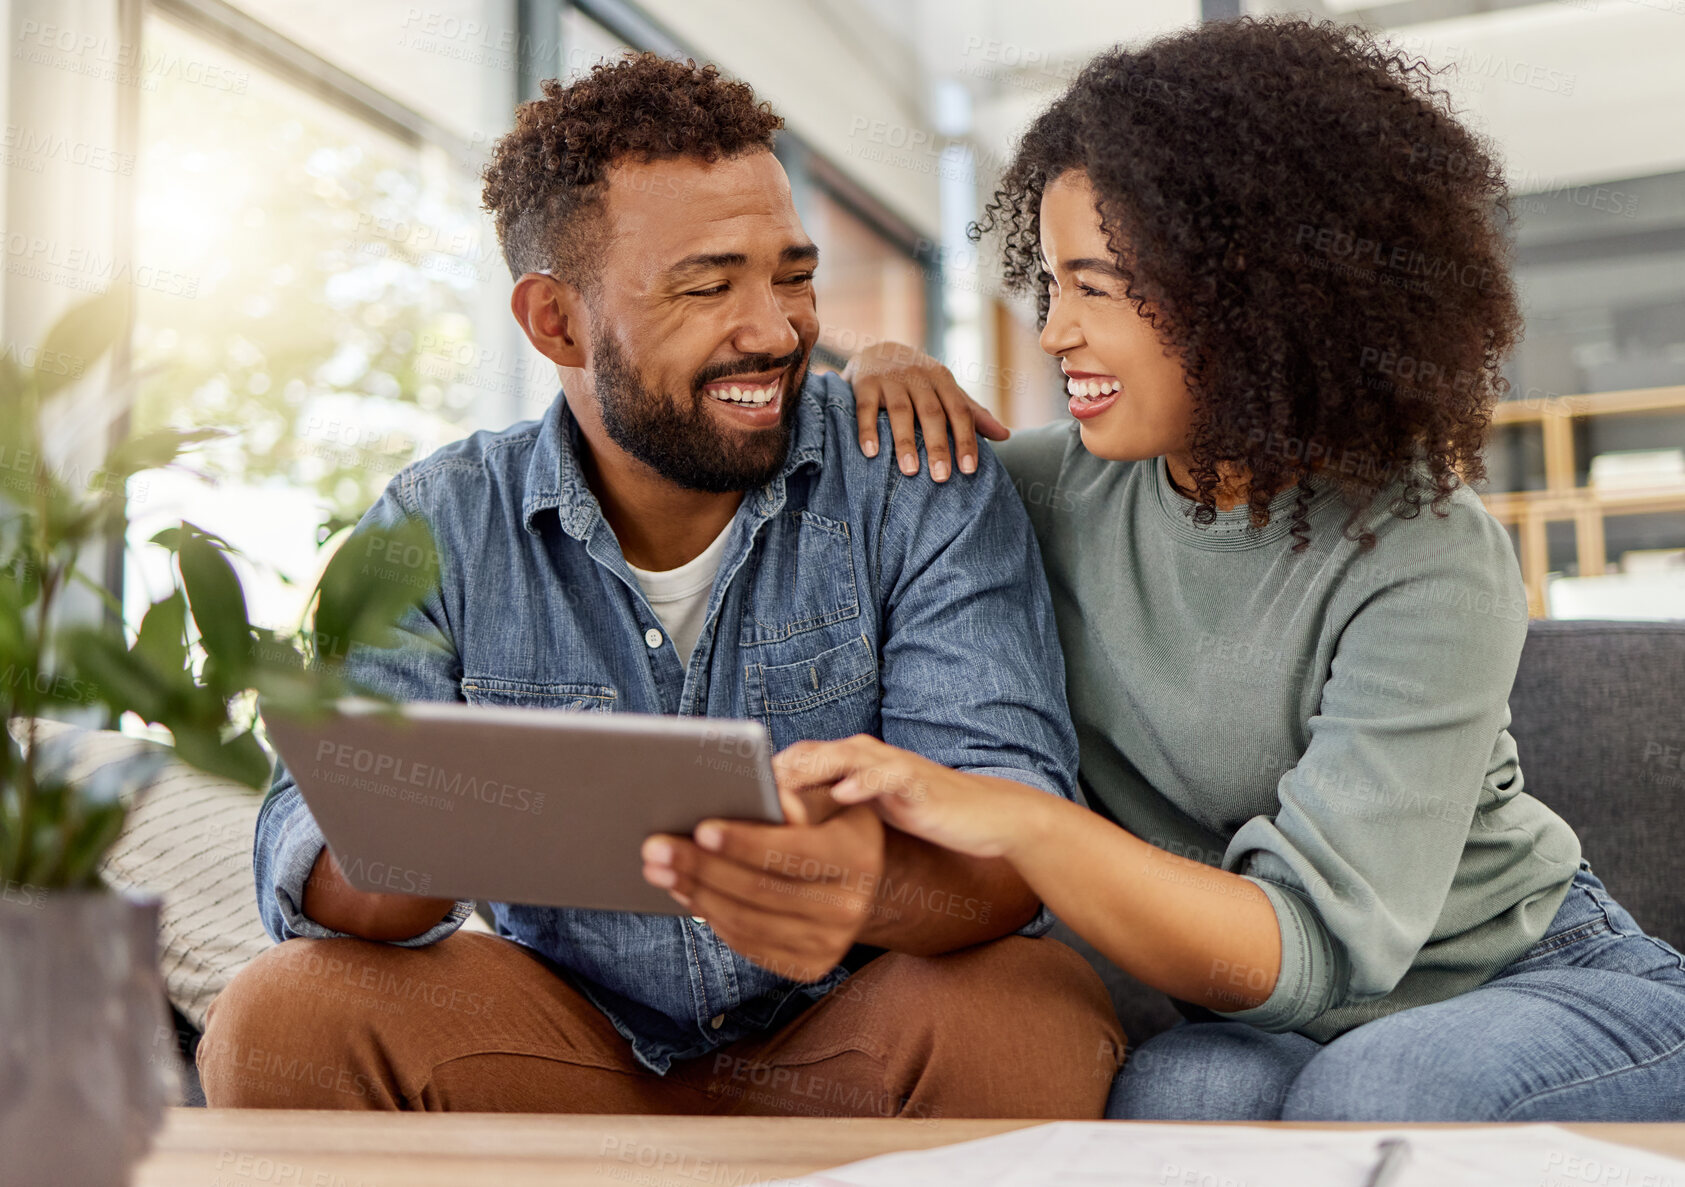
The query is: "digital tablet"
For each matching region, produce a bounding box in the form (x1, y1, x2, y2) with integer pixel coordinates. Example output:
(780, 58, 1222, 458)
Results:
(264, 699, 784, 916)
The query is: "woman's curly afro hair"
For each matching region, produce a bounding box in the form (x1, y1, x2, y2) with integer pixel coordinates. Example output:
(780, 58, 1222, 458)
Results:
(482, 53, 782, 290)
(974, 17, 1523, 548)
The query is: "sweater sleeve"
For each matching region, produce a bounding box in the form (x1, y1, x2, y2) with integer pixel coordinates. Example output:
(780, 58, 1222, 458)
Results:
(1215, 495, 1530, 1032)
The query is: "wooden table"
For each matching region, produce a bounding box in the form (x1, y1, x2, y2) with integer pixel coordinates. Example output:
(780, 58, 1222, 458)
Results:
(134, 1109, 1685, 1186)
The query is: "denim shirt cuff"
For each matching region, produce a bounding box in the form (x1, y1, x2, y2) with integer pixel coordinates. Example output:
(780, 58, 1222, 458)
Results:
(270, 800, 472, 947)
(961, 765, 1068, 938)
(1212, 877, 1338, 1032)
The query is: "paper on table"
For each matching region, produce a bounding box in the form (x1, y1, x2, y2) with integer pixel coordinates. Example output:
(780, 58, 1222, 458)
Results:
(768, 1122, 1685, 1187)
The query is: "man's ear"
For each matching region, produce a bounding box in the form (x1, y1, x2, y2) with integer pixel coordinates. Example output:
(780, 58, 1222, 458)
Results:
(511, 272, 590, 369)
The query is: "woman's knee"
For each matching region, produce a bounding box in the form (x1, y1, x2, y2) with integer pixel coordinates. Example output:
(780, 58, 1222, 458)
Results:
(1108, 1023, 1318, 1120)
(1280, 1018, 1492, 1121)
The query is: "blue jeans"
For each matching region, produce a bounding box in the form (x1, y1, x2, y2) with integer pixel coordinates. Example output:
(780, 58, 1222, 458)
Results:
(1108, 866, 1685, 1121)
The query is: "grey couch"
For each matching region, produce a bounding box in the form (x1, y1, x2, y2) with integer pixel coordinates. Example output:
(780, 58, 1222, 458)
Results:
(1076, 617, 1685, 1050)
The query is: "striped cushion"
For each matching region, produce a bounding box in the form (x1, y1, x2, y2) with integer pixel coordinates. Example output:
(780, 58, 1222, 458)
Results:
(9, 718, 489, 1031)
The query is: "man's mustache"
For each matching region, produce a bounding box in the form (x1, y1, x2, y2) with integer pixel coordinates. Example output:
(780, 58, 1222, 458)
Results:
(692, 348, 806, 391)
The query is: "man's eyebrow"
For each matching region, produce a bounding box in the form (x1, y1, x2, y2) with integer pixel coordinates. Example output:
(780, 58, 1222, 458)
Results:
(664, 251, 748, 277)
(663, 243, 820, 278)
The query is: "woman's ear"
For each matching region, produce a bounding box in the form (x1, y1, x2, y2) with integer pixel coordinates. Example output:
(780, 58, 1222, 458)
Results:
(511, 272, 590, 369)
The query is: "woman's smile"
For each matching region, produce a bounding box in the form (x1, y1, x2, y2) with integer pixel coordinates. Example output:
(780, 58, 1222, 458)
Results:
(1063, 368, 1124, 418)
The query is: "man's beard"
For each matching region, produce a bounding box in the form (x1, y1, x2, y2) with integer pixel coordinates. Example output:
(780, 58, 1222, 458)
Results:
(591, 330, 809, 493)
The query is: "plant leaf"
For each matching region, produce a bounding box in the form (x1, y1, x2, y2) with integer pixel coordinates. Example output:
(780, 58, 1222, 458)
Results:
(37, 287, 133, 400)
(133, 590, 189, 678)
(312, 515, 439, 663)
(62, 629, 171, 724)
(178, 527, 251, 684)
(171, 726, 270, 789)
(102, 427, 227, 479)
(61, 802, 129, 888)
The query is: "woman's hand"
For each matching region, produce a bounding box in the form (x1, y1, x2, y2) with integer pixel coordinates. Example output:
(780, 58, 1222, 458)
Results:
(842, 341, 1009, 482)
(772, 735, 1048, 861)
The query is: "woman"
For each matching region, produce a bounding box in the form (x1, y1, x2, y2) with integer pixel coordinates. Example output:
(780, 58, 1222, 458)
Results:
(797, 19, 1685, 1120)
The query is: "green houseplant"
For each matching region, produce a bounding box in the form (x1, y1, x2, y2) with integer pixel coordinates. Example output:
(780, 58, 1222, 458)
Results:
(0, 288, 436, 1185)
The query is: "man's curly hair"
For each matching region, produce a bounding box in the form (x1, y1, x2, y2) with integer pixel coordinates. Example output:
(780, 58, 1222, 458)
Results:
(974, 18, 1523, 548)
(482, 53, 782, 291)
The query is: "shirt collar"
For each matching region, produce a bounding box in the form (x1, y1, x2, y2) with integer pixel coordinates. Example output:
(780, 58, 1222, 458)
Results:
(521, 375, 828, 539)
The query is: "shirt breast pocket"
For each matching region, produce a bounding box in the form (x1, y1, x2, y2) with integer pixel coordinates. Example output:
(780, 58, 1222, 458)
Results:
(459, 676, 618, 712)
(745, 633, 880, 743)
(740, 509, 860, 646)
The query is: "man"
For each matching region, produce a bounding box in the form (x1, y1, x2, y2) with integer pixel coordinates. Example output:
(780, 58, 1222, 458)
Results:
(198, 54, 1120, 1117)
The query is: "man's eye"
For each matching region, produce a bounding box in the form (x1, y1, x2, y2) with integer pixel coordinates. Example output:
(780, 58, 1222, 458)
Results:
(686, 284, 728, 298)
(779, 272, 816, 286)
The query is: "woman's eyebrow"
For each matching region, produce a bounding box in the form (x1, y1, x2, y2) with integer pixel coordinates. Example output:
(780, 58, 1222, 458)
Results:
(1060, 256, 1127, 278)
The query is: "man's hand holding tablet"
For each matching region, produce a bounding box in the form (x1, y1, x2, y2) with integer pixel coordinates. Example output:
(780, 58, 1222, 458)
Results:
(640, 772, 885, 983)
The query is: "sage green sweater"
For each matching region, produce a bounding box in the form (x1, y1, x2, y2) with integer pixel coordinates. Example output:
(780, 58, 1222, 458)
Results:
(995, 421, 1581, 1040)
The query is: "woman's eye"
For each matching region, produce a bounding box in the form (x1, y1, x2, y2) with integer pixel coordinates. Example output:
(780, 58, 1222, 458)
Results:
(1076, 283, 1109, 298)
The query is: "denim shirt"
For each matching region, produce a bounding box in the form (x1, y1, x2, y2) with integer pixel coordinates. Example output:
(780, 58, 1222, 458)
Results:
(253, 371, 1078, 1073)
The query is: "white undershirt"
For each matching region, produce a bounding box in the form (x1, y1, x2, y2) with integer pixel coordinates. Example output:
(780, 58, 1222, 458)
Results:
(626, 522, 733, 667)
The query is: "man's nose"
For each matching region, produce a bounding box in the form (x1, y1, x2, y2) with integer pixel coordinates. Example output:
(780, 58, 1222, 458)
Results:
(732, 283, 802, 358)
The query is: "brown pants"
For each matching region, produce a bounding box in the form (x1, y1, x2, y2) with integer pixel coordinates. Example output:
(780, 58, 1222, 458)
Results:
(198, 932, 1123, 1118)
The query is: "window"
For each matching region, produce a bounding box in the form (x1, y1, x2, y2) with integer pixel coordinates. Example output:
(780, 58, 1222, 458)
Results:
(805, 188, 928, 370)
(124, 12, 524, 635)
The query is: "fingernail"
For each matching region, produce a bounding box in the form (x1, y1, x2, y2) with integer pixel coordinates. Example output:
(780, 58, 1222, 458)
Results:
(960, 455, 976, 474)
(863, 438, 878, 457)
(696, 823, 723, 852)
(643, 840, 674, 866)
(672, 891, 694, 908)
(645, 865, 676, 888)
(931, 460, 950, 481)
(900, 453, 917, 474)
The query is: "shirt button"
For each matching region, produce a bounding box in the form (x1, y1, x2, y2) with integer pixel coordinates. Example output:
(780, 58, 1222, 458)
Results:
(710, 1014, 725, 1030)
(690, 915, 707, 925)
(644, 627, 663, 649)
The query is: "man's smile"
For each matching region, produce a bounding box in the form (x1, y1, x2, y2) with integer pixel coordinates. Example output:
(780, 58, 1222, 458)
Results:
(698, 366, 792, 427)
